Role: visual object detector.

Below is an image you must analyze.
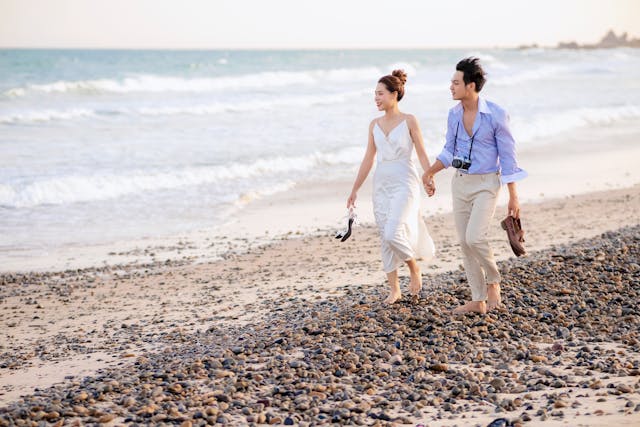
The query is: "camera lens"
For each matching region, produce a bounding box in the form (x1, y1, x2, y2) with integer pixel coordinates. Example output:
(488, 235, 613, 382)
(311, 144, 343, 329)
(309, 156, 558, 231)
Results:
(452, 159, 462, 168)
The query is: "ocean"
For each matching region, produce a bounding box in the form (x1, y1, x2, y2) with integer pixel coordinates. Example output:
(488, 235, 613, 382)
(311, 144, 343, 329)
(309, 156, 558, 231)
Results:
(1, 48, 639, 254)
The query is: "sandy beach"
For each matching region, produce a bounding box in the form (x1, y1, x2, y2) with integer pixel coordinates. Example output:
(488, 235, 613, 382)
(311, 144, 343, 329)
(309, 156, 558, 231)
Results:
(1, 180, 639, 425)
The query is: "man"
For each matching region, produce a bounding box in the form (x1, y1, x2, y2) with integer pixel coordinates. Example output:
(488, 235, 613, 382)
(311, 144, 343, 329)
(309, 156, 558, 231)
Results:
(423, 57, 527, 314)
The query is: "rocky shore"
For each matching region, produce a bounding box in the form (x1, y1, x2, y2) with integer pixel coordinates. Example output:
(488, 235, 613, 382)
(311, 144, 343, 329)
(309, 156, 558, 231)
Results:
(1, 224, 639, 426)
(556, 30, 640, 49)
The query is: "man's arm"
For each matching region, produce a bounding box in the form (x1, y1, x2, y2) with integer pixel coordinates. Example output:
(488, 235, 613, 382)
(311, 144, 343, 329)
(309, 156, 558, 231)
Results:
(494, 111, 527, 218)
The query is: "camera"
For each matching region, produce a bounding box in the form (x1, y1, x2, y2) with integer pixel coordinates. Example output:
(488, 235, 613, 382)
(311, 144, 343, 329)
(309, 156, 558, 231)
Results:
(452, 157, 471, 170)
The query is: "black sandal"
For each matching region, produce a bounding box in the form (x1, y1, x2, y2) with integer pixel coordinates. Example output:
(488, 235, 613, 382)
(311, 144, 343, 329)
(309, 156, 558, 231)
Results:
(487, 418, 513, 427)
(335, 208, 357, 242)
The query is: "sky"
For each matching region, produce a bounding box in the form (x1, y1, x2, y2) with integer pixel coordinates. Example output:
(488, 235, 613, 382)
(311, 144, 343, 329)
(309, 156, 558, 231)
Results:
(1, 0, 639, 49)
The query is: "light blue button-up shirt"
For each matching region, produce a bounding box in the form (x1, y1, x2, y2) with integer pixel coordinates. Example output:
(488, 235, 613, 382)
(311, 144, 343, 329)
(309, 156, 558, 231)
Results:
(436, 97, 527, 184)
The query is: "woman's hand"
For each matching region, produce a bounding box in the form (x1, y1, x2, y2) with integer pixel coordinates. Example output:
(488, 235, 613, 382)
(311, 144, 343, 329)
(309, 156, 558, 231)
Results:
(422, 173, 435, 197)
(347, 192, 357, 209)
(426, 178, 436, 197)
(421, 171, 431, 187)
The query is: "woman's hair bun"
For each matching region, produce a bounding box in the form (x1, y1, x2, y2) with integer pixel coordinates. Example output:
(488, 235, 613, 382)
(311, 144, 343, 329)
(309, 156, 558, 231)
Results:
(378, 70, 407, 101)
(392, 69, 407, 85)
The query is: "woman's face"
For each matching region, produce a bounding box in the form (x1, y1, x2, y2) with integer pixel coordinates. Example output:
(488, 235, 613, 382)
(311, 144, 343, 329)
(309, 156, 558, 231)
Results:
(374, 82, 397, 111)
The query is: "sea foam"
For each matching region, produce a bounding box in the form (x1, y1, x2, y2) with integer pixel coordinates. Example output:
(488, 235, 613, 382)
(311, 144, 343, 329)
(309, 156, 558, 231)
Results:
(0, 147, 363, 208)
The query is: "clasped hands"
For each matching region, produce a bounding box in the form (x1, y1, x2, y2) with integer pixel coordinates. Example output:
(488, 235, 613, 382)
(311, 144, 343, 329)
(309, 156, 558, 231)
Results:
(422, 172, 435, 197)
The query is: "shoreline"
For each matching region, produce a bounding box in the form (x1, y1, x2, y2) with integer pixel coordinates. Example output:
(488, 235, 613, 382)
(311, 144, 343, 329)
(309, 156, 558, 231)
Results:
(2, 119, 640, 273)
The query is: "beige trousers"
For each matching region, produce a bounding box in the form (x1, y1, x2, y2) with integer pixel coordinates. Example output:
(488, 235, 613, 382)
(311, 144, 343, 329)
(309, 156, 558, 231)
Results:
(452, 171, 501, 301)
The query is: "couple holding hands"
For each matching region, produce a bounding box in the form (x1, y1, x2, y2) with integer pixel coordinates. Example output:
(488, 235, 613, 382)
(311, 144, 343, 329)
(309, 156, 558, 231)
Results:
(347, 57, 527, 314)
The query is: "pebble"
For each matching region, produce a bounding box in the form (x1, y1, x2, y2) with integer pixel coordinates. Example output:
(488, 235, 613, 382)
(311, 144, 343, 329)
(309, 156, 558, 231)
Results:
(616, 384, 632, 393)
(1, 226, 639, 425)
(490, 378, 506, 390)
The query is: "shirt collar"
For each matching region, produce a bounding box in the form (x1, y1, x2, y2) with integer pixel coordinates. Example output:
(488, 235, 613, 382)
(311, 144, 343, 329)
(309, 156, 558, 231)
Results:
(453, 96, 492, 115)
(478, 97, 491, 114)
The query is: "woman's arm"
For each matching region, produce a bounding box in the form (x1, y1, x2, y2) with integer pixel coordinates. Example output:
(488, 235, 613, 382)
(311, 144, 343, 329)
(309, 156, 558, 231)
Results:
(407, 114, 431, 173)
(347, 120, 377, 208)
(406, 115, 437, 197)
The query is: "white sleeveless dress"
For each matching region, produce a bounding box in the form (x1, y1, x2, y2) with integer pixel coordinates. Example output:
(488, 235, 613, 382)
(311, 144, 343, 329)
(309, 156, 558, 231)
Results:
(372, 119, 435, 273)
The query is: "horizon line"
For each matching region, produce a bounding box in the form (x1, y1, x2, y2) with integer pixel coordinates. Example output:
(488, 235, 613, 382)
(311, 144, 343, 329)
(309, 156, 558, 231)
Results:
(0, 44, 576, 51)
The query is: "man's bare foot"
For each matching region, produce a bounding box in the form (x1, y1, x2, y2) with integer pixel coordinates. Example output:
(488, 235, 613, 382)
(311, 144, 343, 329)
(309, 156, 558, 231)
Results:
(487, 283, 502, 311)
(452, 301, 487, 315)
(384, 286, 402, 305)
(409, 269, 422, 297)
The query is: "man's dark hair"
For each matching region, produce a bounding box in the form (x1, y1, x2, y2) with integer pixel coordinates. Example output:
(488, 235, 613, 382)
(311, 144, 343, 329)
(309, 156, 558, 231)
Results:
(456, 57, 486, 92)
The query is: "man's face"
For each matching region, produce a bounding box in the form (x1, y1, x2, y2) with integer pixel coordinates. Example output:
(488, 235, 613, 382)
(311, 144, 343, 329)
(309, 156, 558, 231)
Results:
(450, 71, 474, 100)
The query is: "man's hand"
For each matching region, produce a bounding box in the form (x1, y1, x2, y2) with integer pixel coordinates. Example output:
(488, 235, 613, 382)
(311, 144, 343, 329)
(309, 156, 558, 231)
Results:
(508, 196, 520, 219)
(507, 182, 521, 218)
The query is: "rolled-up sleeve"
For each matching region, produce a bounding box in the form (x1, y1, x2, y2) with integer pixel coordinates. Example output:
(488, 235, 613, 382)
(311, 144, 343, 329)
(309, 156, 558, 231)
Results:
(436, 111, 456, 168)
(495, 112, 528, 184)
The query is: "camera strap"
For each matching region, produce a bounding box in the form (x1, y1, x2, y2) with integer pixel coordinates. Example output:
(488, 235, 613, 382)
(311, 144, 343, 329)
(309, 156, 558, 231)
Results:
(453, 116, 481, 161)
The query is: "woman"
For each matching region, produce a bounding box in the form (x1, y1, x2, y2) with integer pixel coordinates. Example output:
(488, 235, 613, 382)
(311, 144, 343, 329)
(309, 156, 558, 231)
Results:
(347, 70, 435, 304)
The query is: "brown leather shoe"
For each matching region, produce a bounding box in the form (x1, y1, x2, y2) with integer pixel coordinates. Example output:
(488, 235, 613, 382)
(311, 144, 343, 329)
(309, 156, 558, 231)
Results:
(500, 215, 526, 257)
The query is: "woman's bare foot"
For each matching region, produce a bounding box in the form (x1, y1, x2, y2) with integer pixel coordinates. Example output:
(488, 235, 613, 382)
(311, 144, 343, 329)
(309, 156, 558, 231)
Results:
(384, 283, 402, 305)
(406, 259, 422, 298)
(452, 301, 487, 315)
(409, 269, 422, 297)
(487, 283, 502, 311)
